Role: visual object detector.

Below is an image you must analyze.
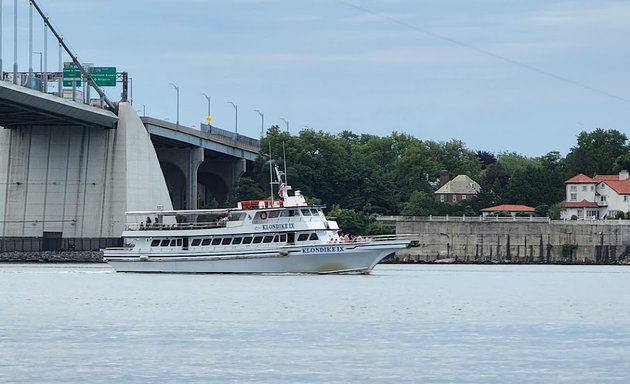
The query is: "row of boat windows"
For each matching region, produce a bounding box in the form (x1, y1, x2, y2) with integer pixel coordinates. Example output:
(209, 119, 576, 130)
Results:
(250, 208, 322, 220)
(149, 233, 320, 247)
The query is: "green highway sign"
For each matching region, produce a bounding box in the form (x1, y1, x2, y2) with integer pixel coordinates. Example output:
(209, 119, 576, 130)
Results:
(62, 62, 82, 87)
(90, 67, 117, 87)
(62, 64, 117, 87)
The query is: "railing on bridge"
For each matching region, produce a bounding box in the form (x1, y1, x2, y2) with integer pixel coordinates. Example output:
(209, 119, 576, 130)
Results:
(142, 117, 260, 154)
(200, 123, 260, 149)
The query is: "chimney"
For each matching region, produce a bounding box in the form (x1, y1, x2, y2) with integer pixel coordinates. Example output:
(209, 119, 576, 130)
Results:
(439, 170, 450, 187)
(620, 170, 629, 181)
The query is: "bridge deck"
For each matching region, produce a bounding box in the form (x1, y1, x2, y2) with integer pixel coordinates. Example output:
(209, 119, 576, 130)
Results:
(0, 81, 118, 129)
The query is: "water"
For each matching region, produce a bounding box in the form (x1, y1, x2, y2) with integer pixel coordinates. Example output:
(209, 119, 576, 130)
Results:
(1, 263, 630, 383)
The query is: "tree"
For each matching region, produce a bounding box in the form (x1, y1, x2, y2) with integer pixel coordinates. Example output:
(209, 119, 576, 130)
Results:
(476, 150, 497, 169)
(235, 177, 267, 201)
(565, 128, 629, 176)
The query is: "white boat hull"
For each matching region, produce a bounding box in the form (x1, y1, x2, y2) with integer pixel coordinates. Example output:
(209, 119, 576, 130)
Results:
(103, 241, 409, 274)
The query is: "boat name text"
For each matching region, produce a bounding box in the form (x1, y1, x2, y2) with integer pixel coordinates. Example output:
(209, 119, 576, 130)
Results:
(302, 246, 345, 254)
(261, 223, 295, 230)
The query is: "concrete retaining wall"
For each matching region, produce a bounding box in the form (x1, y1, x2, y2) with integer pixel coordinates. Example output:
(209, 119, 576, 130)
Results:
(392, 218, 630, 264)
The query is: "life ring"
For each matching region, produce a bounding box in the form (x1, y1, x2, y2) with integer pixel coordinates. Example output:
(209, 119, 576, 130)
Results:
(260, 212, 267, 220)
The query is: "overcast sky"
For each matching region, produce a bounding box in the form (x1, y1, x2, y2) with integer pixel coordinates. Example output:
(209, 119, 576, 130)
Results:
(3, 0, 629, 157)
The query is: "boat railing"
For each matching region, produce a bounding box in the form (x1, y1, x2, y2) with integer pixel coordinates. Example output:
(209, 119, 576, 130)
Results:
(125, 221, 227, 231)
(253, 215, 323, 225)
(366, 234, 419, 242)
(333, 233, 418, 245)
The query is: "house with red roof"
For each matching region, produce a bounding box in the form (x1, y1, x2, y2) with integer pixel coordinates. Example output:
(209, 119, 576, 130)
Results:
(561, 170, 630, 219)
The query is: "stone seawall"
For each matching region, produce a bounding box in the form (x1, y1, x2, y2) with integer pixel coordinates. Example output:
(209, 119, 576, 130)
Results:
(0, 251, 103, 263)
(391, 218, 630, 264)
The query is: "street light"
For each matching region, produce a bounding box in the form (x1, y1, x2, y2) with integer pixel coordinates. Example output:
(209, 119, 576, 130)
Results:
(227, 101, 238, 135)
(169, 82, 180, 126)
(254, 109, 264, 137)
(280, 118, 289, 133)
(201, 93, 211, 123)
(32, 51, 42, 72)
(32, 51, 43, 92)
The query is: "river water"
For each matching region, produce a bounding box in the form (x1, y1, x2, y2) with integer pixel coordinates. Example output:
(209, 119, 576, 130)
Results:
(1, 263, 629, 383)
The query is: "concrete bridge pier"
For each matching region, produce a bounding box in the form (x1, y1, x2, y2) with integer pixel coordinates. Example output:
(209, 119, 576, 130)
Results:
(158, 149, 247, 209)
(197, 158, 246, 208)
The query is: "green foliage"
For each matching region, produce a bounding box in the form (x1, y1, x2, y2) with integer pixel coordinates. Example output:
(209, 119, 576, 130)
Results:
(241, 125, 621, 222)
(364, 222, 395, 236)
(535, 204, 549, 217)
(565, 128, 629, 176)
(547, 203, 565, 220)
(327, 205, 367, 234)
(234, 177, 267, 201)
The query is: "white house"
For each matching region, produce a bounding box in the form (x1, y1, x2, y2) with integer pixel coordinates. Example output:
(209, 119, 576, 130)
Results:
(561, 171, 630, 219)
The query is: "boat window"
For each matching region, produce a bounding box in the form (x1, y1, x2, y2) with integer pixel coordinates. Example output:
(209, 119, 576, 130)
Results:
(273, 235, 280, 242)
(201, 238, 212, 246)
(242, 236, 253, 244)
(160, 239, 170, 246)
(253, 236, 263, 244)
(301, 209, 312, 216)
(191, 239, 201, 246)
(211, 238, 221, 245)
(280, 209, 296, 217)
(222, 238, 232, 245)
(151, 239, 160, 247)
(279, 234, 287, 242)
(267, 210, 280, 219)
(232, 237, 242, 245)
(229, 212, 246, 221)
(309, 233, 319, 241)
(311, 209, 320, 216)
(263, 235, 274, 243)
(297, 233, 309, 242)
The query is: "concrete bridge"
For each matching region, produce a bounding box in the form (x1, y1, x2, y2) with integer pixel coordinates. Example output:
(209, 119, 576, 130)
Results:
(0, 80, 260, 251)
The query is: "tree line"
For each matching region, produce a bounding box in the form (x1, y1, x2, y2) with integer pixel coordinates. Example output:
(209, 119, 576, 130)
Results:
(232, 126, 630, 233)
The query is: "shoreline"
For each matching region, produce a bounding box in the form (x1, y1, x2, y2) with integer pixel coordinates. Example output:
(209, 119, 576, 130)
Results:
(1, 251, 628, 265)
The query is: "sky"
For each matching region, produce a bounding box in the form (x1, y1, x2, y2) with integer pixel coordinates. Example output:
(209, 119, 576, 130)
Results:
(2, 0, 629, 157)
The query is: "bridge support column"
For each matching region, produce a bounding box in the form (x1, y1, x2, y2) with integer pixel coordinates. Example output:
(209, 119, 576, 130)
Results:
(188, 147, 204, 210)
(226, 159, 247, 202)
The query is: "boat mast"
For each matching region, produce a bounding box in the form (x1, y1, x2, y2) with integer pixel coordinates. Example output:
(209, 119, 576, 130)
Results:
(268, 141, 274, 203)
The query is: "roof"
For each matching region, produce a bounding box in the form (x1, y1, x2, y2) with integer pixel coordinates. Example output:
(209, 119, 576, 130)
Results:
(592, 175, 622, 182)
(561, 200, 600, 208)
(565, 174, 596, 184)
(599, 180, 630, 194)
(481, 204, 536, 212)
(434, 174, 480, 195)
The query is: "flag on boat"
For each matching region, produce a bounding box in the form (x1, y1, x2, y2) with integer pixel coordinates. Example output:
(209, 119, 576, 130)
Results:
(278, 182, 286, 197)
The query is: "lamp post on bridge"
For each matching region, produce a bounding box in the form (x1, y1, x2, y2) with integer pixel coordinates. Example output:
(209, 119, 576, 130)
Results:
(32, 51, 42, 91)
(280, 118, 289, 133)
(33, 51, 42, 72)
(201, 93, 211, 125)
(169, 82, 180, 126)
(254, 109, 264, 137)
(227, 101, 238, 136)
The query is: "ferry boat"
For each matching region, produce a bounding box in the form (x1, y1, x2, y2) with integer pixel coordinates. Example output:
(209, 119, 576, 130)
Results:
(102, 167, 419, 274)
